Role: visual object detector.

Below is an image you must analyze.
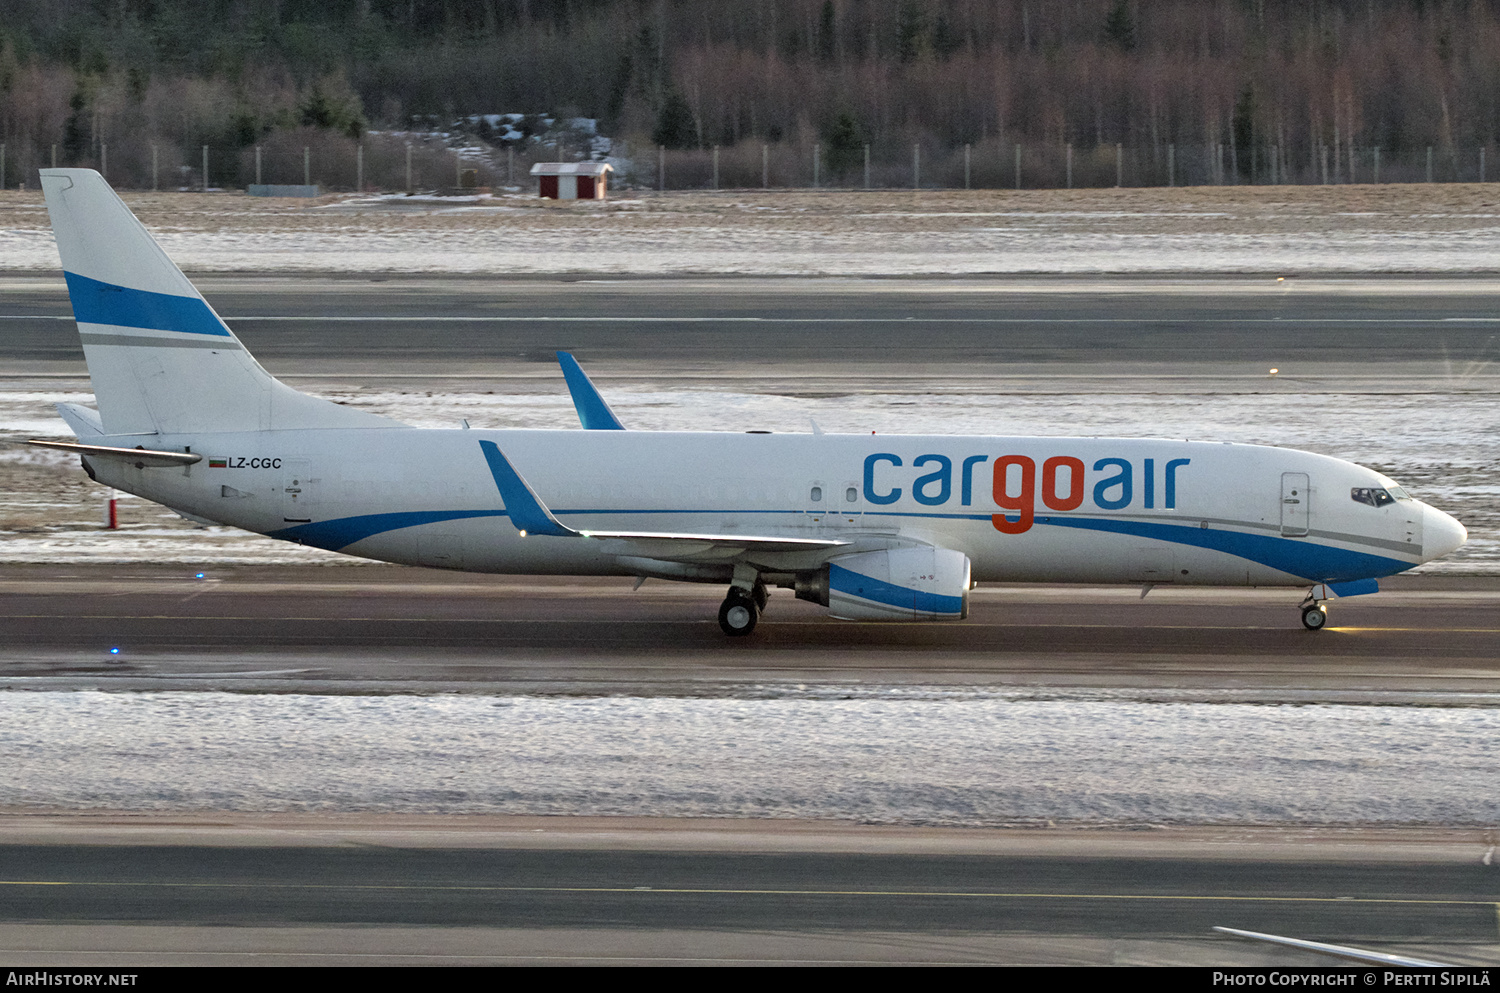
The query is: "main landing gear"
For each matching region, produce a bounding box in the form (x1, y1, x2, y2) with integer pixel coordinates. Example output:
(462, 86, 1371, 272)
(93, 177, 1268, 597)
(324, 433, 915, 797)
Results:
(718, 579, 769, 637)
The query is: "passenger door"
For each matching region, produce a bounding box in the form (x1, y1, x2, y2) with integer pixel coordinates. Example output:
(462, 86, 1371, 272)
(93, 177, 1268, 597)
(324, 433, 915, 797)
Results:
(1281, 472, 1310, 536)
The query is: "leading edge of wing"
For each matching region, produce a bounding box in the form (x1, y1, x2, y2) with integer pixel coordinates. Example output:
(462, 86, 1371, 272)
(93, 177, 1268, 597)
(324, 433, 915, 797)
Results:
(477, 439, 845, 551)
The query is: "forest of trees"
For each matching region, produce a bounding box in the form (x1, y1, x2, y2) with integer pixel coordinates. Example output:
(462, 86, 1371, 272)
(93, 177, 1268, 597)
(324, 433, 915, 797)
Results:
(3, 0, 1500, 190)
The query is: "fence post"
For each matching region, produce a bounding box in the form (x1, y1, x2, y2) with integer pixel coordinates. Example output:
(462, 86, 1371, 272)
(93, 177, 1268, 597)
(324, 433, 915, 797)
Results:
(0, 142, 5, 190)
(1321, 145, 1329, 185)
(1270, 144, 1277, 185)
(306, 146, 312, 187)
(713, 145, 719, 190)
(152, 145, 158, 191)
(863, 144, 870, 189)
(762, 144, 768, 189)
(255, 145, 262, 185)
(202, 145, 209, 191)
(508, 146, 514, 185)
(1482, 147, 1487, 184)
(405, 143, 413, 192)
(100, 143, 107, 182)
(1427, 146, 1433, 183)
(1374, 147, 1380, 184)
(357, 143, 364, 192)
(1015, 143, 1022, 189)
(454, 148, 461, 190)
(813, 143, 819, 188)
(913, 143, 920, 189)
(52, 144, 57, 169)
(1066, 142, 1072, 189)
(1116, 143, 1123, 187)
(964, 143, 971, 189)
(1168, 144, 1174, 187)
(659, 145, 665, 192)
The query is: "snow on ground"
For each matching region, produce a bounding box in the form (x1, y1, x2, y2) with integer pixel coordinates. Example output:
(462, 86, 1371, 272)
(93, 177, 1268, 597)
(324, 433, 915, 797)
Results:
(7, 185, 1500, 274)
(2, 689, 1496, 825)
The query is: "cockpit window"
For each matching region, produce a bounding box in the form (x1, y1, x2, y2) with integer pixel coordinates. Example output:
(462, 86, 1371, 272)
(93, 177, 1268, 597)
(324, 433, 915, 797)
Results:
(1351, 487, 1396, 507)
(1387, 485, 1412, 501)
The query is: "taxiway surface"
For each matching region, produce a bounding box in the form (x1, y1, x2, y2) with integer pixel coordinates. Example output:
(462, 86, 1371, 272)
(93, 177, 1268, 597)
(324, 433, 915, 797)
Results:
(1, 567, 1496, 698)
(5, 273, 1500, 385)
(0, 817, 1496, 966)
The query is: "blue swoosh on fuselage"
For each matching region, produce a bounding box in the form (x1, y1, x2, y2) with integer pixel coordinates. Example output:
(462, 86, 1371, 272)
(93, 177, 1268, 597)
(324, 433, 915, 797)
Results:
(269, 510, 511, 550)
(1039, 516, 1413, 582)
(263, 506, 1414, 582)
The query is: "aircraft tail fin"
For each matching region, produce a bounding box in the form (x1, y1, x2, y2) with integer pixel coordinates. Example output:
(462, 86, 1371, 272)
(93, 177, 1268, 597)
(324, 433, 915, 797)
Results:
(40, 169, 397, 437)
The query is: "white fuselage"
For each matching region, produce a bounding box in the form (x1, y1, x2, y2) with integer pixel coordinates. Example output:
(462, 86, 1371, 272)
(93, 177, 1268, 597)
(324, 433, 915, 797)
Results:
(85, 426, 1446, 587)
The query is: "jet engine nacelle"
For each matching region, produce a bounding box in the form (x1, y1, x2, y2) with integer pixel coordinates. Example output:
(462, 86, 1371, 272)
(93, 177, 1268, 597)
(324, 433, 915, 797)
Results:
(824, 546, 971, 621)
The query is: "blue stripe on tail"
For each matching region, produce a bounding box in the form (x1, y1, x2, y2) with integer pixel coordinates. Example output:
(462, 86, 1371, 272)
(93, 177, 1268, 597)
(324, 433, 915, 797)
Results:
(64, 271, 231, 337)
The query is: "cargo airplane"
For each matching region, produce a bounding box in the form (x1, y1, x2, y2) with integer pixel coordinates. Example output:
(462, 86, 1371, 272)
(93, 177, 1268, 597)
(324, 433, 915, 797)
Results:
(30, 169, 1467, 635)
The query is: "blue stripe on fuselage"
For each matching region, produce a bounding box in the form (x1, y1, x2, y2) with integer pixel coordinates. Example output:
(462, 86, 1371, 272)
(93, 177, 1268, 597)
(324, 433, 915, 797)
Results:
(1037, 515, 1412, 582)
(269, 510, 511, 550)
(64, 272, 231, 337)
(262, 505, 1412, 582)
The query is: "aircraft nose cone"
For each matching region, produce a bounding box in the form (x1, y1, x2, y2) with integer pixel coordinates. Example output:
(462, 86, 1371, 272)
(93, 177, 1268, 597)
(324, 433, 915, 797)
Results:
(1423, 505, 1467, 561)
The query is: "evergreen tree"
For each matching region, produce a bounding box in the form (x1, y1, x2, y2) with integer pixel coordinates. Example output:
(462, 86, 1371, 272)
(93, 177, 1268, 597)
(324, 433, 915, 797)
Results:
(652, 89, 697, 150)
(817, 1, 836, 61)
(896, 1, 927, 62)
(1104, 0, 1136, 52)
(825, 112, 863, 176)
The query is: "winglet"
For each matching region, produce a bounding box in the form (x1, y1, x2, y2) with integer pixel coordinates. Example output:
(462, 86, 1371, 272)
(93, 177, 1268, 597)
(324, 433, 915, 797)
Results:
(557, 351, 625, 430)
(478, 440, 579, 537)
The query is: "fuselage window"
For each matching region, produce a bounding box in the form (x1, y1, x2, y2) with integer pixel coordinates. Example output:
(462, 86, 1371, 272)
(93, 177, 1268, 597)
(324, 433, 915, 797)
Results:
(1351, 487, 1395, 507)
(845, 487, 857, 503)
(810, 486, 822, 502)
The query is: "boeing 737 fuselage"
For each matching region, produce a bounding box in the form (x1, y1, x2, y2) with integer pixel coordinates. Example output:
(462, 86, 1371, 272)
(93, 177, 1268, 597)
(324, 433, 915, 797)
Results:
(31, 169, 1468, 635)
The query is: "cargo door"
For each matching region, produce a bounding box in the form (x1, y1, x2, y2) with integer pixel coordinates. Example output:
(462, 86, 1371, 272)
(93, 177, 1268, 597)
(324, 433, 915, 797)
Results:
(283, 458, 316, 524)
(1281, 472, 1310, 536)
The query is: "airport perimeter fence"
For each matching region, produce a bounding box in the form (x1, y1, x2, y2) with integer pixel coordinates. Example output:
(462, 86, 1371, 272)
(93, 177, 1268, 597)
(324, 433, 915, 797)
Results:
(3, 132, 1498, 194)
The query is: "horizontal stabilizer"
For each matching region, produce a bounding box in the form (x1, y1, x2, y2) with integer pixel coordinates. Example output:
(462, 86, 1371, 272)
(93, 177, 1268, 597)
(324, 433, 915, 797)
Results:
(478, 439, 845, 552)
(28, 439, 201, 467)
(557, 352, 626, 430)
(56, 402, 105, 439)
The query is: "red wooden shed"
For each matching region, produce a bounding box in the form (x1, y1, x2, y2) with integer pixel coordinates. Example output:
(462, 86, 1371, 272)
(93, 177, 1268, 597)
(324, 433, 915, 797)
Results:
(530, 162, 614, 200)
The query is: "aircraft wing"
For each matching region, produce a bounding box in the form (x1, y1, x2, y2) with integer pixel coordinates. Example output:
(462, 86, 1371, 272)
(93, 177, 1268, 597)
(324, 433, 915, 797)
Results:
(557, 351, 626, 430)
(1212, 928, 1454, 968)
(478, 439, 846, 553)
(27, 439, 201, 468)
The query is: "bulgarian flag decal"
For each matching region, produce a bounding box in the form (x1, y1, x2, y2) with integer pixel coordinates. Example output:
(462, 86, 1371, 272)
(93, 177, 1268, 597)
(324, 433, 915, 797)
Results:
(208, 457, 227, 468)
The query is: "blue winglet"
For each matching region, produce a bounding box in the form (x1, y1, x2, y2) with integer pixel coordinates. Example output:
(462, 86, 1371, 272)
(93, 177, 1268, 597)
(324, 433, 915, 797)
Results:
(478, 440, 578, 537)
(557, 351, 626, 430)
